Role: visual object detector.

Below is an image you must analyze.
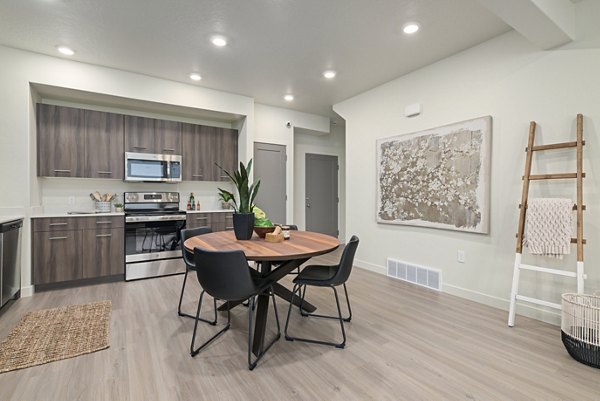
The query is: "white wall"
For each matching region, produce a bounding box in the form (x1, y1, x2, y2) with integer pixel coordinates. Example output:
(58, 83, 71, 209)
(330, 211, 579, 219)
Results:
(253, 103, 331, 224)
(294, 123, 346, 239)
(334, 26, 600, 324)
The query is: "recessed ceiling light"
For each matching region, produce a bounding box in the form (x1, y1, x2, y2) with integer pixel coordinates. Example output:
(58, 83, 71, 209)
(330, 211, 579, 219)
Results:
(403, 23, 420, 34)
(56, 45, 75, 56)
(284, 94, 294, 102)
(189, 73, 202, 81)
(211, 36, 227, 47)
(323, 70, 337, 79)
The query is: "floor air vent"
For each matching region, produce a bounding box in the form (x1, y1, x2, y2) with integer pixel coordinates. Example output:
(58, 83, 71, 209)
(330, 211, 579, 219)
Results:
(386, 258, 441, 291)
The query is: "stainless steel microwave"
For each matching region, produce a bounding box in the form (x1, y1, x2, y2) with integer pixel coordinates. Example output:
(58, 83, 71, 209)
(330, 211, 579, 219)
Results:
(124, 152, 182, 183)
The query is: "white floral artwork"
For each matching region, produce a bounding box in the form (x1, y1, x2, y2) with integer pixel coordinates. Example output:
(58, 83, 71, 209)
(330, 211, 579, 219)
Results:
(376, 116, 492, 234)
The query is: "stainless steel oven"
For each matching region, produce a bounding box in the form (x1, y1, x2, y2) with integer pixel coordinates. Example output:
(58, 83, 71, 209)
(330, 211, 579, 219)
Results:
(124, 192, 186, 280)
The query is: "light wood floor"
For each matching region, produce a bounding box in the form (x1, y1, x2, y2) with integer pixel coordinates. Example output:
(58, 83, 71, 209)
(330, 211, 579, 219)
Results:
(1, 250, 599, 401)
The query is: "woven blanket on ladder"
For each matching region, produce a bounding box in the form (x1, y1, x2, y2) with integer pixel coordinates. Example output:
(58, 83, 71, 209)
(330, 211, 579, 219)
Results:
(524, 198, 574, 258)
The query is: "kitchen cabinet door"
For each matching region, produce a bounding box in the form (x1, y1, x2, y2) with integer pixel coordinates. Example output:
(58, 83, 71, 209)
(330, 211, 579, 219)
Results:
(155, 120, 182, 155)
(82, 228, 124, 278)
(215, 128, 238, 181)
(37, 104, 85, 177)
(186, 213, 211, 229)
(182, 123, 213, 181)
(33, 230, 82, 284)
(223, 212, 234, 231)
(84, 110, 124, 179)
(125, 115, 155, 153)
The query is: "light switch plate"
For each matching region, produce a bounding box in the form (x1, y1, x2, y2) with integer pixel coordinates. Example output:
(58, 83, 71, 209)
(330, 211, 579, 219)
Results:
(457, 250, 466, 263)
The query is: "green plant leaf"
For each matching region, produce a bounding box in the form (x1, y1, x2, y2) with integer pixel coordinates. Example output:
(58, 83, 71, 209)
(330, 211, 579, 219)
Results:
(215, 159, 259, 215)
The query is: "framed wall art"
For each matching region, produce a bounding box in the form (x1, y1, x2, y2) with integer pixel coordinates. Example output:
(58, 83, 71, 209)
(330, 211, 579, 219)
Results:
(376, 116, 492, 234)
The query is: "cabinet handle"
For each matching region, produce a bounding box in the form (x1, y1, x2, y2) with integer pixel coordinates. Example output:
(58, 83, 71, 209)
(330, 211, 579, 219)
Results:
(192, 174, 204, 178)
(220, 174, 228, 178)
(97, 171, 113, 175)
(163, 148, 176, 152)
(225, 226, 234, 229)
(49, 222, 68, 226)
(96, 234, 112, 238)
(195, 217, 208, 220)
(96, 221, 112, 224)
(49, 236, 68, 240)
(54, 169, 71, 173)
(133, 146, 147, 149)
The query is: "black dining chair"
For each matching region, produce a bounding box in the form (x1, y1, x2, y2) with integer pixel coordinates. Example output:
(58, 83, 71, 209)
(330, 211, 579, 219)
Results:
(178, 227, 217, 325)
(284, 235, 359, 348)
(191, 247, 281, 370)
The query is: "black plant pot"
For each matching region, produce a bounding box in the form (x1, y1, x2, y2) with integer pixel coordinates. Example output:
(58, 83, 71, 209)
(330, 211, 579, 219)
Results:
(232, 213, 255, 240)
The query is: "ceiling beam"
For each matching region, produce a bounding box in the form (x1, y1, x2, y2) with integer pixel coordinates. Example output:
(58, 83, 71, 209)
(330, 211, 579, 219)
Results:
(476, 0, 575, 49)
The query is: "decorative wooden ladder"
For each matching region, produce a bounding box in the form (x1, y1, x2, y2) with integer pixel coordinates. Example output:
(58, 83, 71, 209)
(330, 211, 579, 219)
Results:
(507, 114, 586, 327)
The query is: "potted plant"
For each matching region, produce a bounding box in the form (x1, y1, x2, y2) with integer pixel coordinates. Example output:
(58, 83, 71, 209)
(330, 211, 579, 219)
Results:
(217, 160, 261, 240)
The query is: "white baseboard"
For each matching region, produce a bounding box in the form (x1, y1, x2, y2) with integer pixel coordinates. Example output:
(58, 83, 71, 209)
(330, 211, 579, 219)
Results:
(354, 258, 386, 275)
(443, 283, 560, 326)
(354, 259, 560, 326)
(20, 285, 34, 298)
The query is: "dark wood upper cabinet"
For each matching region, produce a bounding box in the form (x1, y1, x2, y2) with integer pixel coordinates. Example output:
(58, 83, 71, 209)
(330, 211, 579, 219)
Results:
(182, 124, 238, 181)
(124, 115, 155, 153)
(216, 128, 238, 181)
(37, 104, 85, 177)
(183, 123, 211, 181)
(37, 104, 236, 181)
(155, 120, 182, 154)
(84, 110, 124, 179)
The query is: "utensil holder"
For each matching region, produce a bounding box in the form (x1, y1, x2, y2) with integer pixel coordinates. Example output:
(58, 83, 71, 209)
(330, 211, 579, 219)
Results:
(95, 202, 112, 213)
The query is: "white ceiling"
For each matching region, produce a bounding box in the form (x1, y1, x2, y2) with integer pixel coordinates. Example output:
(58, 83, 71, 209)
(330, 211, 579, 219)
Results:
(0, 0, 510, 117)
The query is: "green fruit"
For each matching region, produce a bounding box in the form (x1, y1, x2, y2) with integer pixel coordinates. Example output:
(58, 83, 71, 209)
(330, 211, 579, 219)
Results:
(254, 217, 273, 227)
(253, 206, 267, 219)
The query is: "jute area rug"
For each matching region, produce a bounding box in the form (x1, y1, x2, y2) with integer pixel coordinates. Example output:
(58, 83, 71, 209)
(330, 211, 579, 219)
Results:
(0, 300, 111, 373)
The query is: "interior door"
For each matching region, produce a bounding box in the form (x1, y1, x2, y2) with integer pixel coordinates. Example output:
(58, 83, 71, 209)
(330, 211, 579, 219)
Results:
(306, 153, 338, 237)
(253, 142, 286, 224)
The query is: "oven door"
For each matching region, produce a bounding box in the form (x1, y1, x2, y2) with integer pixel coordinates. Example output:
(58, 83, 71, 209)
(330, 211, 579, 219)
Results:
(125, 216, 186, 263)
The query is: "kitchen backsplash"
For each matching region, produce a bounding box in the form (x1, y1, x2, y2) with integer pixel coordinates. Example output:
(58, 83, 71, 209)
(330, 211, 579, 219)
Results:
(38, 178, 233, 213)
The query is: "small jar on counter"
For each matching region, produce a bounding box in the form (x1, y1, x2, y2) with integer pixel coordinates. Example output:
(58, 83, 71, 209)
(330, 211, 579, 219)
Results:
(281, 225, 291, 240)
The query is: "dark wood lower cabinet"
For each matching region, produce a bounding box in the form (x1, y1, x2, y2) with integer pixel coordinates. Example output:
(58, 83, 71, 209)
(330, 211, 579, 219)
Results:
(186, 212, 233, 232)
(82, 228, 124, 278)
(32, 217, 125, 286)
(33, 230, 82, 284)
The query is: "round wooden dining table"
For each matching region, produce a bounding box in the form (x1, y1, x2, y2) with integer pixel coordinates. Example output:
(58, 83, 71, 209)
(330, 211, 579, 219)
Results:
(184, 230, 340, 356)
(184, 230, 340, 261)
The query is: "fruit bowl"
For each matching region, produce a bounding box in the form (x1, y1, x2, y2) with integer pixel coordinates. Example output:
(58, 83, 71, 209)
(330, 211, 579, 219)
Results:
(254, 226, 276, 238)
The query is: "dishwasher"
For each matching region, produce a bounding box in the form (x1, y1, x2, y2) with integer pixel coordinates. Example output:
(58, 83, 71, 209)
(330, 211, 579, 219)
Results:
(1, 219, 23, 309)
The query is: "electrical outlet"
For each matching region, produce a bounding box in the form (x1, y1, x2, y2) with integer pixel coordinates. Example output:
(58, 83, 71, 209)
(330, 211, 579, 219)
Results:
(457, 250, 466, 264)
(68, 196, 76, 206)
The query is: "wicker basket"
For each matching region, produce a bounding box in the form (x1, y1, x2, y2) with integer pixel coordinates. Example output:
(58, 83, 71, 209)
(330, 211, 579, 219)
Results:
(561, 293, 600, 369)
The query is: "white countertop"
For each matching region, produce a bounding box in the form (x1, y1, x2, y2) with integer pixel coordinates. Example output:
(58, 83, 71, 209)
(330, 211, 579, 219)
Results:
(30, 210, 232, 219)
(0, 215, 24, 225)
(31, 212, 125, 219)
(186, 210, 233, 214)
